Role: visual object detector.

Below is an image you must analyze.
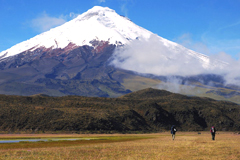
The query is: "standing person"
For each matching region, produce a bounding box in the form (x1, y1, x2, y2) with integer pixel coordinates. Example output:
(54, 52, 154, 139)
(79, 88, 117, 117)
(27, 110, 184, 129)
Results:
(171, 125, 177, 140)
(210, 126, 216, 140)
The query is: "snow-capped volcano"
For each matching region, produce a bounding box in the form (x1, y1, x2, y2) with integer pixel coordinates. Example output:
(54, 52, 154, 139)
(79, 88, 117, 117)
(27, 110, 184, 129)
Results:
(0, 6, 216, 69)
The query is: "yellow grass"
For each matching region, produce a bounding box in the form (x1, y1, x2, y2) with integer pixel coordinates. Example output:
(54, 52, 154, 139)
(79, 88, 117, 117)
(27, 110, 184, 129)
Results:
(0, 132, 240, 160)
(122, 75, 162, 91)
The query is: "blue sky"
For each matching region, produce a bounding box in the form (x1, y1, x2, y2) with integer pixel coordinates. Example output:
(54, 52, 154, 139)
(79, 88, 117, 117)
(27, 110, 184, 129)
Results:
(1, 0, 240, 59)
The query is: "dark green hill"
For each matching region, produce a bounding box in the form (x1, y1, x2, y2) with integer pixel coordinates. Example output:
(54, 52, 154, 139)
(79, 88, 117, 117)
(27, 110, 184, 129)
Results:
(0, 88, 239, 133)
(120, 88, 173, 99)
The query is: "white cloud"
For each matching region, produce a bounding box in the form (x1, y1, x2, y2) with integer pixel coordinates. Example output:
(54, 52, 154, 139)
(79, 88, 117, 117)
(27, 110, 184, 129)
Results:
(98, 0, 106, 3)
(69, 12, 79, 19)
(111, 34, 214, 76)
(31, 12, 66, 32)
(30, 12, 80, 33)
(174, 33, 211, 56)
(214, 53, 240, 85)
(121, 3, 128, 17)
(109, 34, 240, 86)
(217, 20, 240, 32)
(173, 33, 240, 86)
(156, 77, 200, 95)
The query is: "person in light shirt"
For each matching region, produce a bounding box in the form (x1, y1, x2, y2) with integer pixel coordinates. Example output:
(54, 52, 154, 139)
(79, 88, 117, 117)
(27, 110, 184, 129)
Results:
(171, 125, 177, 140)
(210, 126, 216, 140)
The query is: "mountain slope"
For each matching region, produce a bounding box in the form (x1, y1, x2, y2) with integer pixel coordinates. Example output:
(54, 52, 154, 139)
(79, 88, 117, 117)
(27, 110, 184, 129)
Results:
(0, 43, 132, 97)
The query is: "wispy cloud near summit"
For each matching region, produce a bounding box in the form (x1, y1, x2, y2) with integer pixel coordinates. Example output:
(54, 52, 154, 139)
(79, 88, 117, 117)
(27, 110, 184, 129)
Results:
(30, 12, 79, 32)
(30, 12, 66, 32)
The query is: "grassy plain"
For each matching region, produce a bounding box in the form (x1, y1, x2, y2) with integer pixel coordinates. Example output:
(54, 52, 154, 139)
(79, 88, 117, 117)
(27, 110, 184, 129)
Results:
(0, 132, 239, 160)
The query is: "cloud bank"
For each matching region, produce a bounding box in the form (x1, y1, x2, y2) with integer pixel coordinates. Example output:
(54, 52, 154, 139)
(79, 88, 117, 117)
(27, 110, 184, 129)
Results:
(110, 34, 240, 86)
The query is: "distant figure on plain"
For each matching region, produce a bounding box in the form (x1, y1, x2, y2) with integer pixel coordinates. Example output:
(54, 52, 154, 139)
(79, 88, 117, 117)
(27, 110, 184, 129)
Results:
(171, 125, 177, 140)
(210, 126, 216, 140)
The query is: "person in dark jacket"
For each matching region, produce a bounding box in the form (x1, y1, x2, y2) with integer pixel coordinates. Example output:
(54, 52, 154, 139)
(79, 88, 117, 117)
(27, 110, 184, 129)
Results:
(171, 125, 177, 140)
(210, 126, 216, 140)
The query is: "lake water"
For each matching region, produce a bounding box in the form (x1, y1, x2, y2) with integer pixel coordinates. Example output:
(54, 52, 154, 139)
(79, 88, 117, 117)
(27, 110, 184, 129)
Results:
(0, 138, 91, 144)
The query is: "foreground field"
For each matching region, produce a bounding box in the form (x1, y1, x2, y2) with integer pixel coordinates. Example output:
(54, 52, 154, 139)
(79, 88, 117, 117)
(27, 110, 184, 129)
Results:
(0, 132, 239, 159)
